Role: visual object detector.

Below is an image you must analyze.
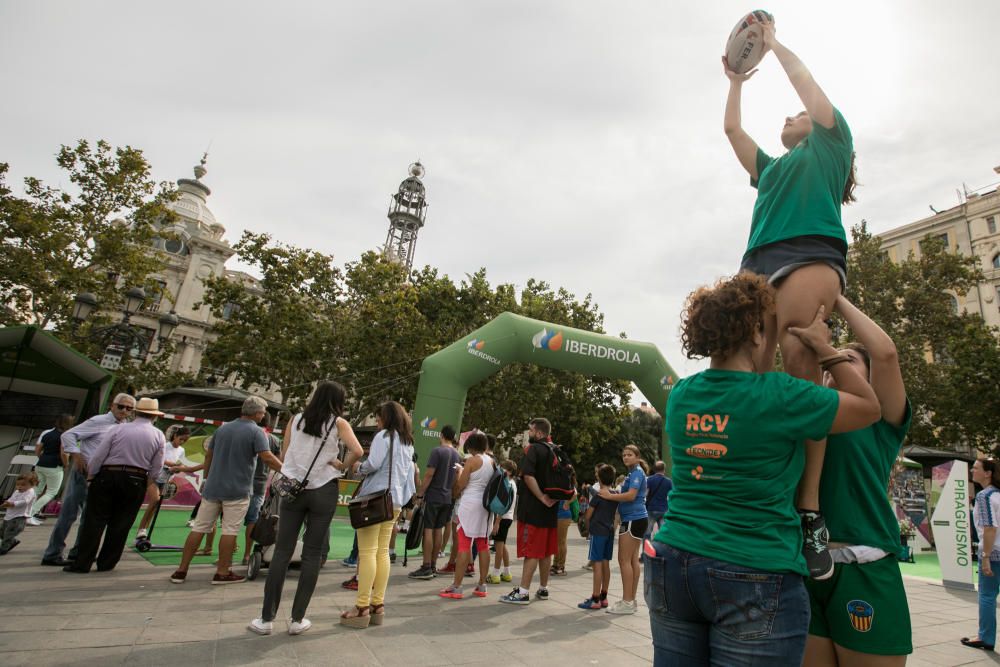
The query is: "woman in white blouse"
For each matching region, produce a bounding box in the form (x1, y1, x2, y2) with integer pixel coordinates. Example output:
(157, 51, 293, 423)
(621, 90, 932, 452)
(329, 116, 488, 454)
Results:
(249, 381, 362, 636)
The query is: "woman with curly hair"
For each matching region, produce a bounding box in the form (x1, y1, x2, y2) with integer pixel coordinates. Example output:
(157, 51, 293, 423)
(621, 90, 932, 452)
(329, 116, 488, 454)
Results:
(644, 273, 881, 666)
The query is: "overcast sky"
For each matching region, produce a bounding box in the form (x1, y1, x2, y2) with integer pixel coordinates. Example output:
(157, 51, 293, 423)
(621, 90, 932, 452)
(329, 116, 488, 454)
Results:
(3, 1, 998, 387)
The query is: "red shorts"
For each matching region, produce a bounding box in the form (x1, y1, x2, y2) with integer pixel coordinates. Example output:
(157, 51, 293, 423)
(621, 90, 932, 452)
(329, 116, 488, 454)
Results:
(516, 522, 558, 559)
(456, 526, 488, 554)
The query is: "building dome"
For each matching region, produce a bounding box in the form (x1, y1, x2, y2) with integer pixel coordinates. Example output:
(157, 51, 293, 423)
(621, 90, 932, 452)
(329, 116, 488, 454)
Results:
(169, 155, 222, 234)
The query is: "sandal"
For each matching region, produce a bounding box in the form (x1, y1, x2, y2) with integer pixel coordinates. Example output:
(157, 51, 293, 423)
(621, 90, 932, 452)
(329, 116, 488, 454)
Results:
(369, 604, 384, 626)
(340, 605, 370, 629)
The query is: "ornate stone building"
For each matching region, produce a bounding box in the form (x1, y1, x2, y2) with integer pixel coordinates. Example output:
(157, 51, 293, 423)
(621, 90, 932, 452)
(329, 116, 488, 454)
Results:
(128, 157, 257, 379)
(875, 164, 1000, 327)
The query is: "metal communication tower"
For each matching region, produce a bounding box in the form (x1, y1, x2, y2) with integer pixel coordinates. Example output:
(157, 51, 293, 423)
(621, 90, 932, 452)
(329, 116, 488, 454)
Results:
(382, 161, 427, 273)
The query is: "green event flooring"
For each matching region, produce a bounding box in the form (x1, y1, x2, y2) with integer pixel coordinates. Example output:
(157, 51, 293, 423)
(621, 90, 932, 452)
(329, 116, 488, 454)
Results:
(127, 507, 411, 566)
(898, 551, 940, 579)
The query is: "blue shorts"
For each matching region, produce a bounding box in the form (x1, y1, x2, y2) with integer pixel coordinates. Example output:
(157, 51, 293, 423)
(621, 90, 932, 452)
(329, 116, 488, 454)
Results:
(244, 493, 265, 525)
(588, 533, 614, 562)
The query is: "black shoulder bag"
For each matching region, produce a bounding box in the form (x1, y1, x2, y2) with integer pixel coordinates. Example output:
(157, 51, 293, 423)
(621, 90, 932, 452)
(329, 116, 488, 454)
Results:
(348, 431, 396, 529)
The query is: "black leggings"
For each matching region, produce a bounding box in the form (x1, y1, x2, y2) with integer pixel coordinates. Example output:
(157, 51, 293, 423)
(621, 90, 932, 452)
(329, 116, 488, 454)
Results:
(260, 479, 339, 622)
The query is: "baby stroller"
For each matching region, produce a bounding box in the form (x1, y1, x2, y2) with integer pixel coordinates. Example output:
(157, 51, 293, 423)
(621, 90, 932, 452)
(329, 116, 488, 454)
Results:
(245, 482, 303, 580)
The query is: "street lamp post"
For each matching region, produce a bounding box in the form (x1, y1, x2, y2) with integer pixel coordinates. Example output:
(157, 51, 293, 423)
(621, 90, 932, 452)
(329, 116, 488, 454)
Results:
(71, 287, 179, 370)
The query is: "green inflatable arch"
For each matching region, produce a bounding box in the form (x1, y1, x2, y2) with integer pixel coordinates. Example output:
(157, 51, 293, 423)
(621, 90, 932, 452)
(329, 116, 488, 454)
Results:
(411, 312, 680, 465)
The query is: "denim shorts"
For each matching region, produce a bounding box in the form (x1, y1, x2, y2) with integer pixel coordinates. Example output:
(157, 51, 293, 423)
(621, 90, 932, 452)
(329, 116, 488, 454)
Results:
(740, 235, 847, 291)
(244, 493, 266, 525)
(644, 540, 809, 667)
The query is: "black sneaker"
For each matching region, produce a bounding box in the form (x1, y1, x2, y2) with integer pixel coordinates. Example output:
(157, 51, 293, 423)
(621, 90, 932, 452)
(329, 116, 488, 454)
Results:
(409, 564, 435, 580)
(535, 587, 549, 601)
(499, 588, 530, 605)
(801, 511, 834, 580)
(390, 552, 397, 564)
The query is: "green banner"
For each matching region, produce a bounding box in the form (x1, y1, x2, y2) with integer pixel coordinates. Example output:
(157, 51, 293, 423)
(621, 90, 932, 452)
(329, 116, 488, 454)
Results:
(412, 312, 679, 465)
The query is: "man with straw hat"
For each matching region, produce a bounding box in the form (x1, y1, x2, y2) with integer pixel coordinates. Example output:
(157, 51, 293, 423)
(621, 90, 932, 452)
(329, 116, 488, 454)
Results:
(63, 397, 167, 574)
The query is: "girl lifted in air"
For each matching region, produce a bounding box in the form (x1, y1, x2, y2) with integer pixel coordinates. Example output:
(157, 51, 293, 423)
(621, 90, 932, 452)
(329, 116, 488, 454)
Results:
(723, 15, 856, 580)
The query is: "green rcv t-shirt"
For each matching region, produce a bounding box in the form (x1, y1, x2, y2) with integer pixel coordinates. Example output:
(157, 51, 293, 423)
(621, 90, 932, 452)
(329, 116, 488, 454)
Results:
(656, 370, 839, 576)
(744, 107, 853, 258)
(821, 401, 912, 558)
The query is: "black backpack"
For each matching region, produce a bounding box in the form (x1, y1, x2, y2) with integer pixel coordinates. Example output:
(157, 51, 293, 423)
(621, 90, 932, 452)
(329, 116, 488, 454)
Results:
(541, 442, 575, 500)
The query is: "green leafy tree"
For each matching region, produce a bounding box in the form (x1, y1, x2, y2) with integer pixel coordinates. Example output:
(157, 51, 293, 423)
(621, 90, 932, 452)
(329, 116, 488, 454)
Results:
(198, 231, 344, 410)
(842, 222, 1000, 454)
(0, 140, 175, 329)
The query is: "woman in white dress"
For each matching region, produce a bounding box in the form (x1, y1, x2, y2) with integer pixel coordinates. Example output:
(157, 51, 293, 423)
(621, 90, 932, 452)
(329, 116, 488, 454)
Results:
(439, 432, 494, 600)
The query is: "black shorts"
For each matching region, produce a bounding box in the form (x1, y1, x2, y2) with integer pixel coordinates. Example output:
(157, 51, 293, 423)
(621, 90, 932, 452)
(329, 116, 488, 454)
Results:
(618, 518, 648, 541)
(422, 502, 453, 530)
(740, 235, 847, 291)
(493, 518, 513, 543)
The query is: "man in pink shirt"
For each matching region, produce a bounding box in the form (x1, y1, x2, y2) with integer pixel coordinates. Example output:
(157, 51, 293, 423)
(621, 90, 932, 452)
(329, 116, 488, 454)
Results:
(63, 398, 166, 574)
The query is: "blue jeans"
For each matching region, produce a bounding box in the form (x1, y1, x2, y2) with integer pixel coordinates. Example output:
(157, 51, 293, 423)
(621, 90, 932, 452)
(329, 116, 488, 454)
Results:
(43, 467, 89, 561)
(979, 557, 1000, 645)
(647, 511, 665, 538)
(644, 541, 809, 667)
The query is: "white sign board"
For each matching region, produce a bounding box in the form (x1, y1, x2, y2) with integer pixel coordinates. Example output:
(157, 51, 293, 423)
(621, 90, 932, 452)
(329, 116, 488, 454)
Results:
(930, 460, 975, 590)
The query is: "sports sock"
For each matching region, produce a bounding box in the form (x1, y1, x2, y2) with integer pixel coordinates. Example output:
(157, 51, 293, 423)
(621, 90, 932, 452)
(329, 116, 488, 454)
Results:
(502, 567, 510, 574)
(492, 568, 500, 576)
(518, 587, 529, 595)
(599, 590, 607, 600)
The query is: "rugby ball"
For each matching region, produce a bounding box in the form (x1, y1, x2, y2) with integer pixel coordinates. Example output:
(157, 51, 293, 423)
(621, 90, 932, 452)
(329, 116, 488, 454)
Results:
(724, 10, 772, 75)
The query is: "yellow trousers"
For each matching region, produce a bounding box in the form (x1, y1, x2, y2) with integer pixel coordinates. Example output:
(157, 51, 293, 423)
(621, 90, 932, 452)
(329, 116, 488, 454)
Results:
(355, 510, 400, 607)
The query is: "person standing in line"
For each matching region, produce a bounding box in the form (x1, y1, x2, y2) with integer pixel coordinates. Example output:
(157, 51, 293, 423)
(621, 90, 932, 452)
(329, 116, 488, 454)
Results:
(579, 464, 618, 610)
(41, 394, 135, 567)
(169, 396, 282, 585)
(63, 398, 167, 573)
(135, 425, 189, 541)
(487, 460, 518, 585)
(408, 425, 462, 580)
(1, 473, 38, 554)
(28, 415, 74, 525)
(439, 432, 494, 600)
(552, 466, 578, 577)
(500, 417, 559, 606)
(645, 461, 672, 537)
(961, 459, 1000, 653)
(596, 445, 649, 614)
(339, 401, 415, 628)
(243, 414, 282, 564)
(248, 381, 363, 636)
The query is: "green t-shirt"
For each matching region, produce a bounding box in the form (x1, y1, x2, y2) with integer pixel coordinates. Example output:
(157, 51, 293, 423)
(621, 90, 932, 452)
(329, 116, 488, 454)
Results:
(821, 401, 911, 557)
(744, 107, 853, 258)
(656, 369, 839, 576)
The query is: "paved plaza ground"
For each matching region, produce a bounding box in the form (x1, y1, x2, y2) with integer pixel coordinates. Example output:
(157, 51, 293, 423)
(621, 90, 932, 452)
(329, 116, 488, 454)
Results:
(1, 521, 999, 666)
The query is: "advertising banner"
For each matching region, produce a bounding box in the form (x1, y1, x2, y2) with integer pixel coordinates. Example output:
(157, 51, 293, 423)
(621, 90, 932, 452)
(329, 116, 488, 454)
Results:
(929, 460, 974, 590)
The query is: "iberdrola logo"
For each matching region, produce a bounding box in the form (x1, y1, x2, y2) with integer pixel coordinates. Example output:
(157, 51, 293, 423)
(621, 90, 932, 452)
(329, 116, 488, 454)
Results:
(531, 328, 564, 351)
(466, 338, 501, 366)
(420, 417, 438, 429)
(660, 375, 675, 390)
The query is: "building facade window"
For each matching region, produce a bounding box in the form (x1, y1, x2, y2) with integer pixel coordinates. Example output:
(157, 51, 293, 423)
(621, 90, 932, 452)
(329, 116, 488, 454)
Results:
(221, 302, 240, 321)
(947, 294, 959, 315)
(143, 280, 168, 312)
(993, 254, 1000, 270)
(920, 232, 950, 254)
(988, 216, 997, 235)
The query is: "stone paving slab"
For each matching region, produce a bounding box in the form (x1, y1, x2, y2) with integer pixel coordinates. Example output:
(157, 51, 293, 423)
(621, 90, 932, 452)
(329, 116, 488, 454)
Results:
(2, 519, 1000, 665)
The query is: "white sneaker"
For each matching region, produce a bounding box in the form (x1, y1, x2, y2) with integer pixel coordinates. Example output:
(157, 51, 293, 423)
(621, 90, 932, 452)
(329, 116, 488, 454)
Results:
(288, 618, 312, 635)
(27, 517, 43, 527)
(136, 529, 148, 540)
(186, 519, 195, 528)
(247, 618, 273, 635)
(607, 599, 637, 615)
